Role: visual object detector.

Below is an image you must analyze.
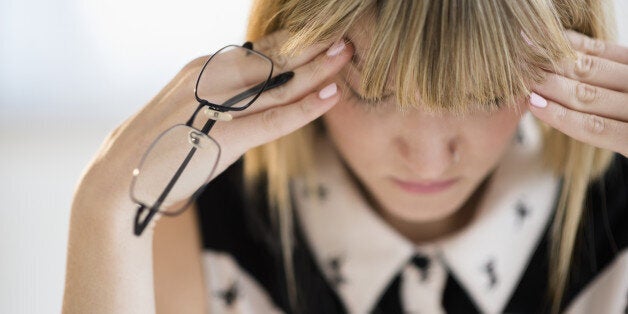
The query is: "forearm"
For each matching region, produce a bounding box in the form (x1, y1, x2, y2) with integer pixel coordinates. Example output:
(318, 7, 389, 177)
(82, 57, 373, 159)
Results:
(62, 165, 157, 314)
(61, 63, 200, 313)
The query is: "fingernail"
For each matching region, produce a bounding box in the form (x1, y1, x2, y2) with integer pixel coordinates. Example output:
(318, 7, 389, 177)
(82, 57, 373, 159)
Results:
(529, 92, 547, 108)
(319, 83, 338, 99)
(326, 40, 346, 57)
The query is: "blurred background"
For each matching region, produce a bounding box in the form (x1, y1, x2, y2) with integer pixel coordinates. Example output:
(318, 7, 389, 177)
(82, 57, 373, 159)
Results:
(0, 0, 626, 313)
(0, 0, 250, 312)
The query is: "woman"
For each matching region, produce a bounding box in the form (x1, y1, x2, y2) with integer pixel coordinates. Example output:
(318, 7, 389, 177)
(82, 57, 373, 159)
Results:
(63, 0, 627, 313)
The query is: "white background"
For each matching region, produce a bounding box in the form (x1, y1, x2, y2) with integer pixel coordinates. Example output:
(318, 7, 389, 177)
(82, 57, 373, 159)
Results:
(0, 1, 626, 313)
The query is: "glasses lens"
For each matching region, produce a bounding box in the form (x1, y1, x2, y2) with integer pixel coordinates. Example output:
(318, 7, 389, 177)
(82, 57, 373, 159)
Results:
(130, 125, 220, 215)
(196, 45, 273, 110)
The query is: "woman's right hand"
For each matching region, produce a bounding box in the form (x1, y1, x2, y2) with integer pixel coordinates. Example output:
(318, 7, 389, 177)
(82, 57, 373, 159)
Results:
(198, 31, 354, 181)
(64, 30, 353, 314)
(79, 30, 354, 211)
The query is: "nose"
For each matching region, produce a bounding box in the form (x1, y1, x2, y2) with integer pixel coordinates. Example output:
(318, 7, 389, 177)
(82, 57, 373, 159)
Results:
(393, 112, 459, 180)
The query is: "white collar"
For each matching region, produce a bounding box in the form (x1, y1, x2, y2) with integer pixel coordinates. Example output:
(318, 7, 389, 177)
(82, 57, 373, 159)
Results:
(292, 112, 561, 313)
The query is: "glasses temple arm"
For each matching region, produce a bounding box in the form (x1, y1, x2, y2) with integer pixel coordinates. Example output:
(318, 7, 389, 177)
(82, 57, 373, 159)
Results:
(220, 71, 294, 108)
(186, 71, 294, 128)
(134, 204, 159, 236)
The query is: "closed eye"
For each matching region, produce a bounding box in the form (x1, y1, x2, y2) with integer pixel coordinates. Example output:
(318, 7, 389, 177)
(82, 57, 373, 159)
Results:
(482, 97, 505, 108)
(342, 79, 394, 107)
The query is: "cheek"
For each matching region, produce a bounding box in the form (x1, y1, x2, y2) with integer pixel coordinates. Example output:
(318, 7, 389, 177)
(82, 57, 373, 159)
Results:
(322, 100, 391, 164)
(322, 100, 367, 149)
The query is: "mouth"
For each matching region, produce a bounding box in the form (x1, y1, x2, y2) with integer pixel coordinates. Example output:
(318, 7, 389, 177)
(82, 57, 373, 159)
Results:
(390, 177, 460, 194)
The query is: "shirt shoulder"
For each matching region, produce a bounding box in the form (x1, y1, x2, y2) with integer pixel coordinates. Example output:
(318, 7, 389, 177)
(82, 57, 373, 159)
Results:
(580, 152, 628, 259)
(194, 158, 347, 313)
(562, 153, 628, 311)
(501, 153, 627, 313)
(573, 152, 628, 280)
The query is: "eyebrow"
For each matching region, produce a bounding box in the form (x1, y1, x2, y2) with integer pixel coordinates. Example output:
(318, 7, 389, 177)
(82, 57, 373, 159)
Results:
(342, 65, 395, 99)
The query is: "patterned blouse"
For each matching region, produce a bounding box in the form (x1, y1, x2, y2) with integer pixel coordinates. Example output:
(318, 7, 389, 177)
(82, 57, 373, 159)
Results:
(194, 112, 628, 313)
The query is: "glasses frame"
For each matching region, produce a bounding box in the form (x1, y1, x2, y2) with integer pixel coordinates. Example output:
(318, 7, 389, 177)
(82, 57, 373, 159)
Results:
(132, 42, 294, 236)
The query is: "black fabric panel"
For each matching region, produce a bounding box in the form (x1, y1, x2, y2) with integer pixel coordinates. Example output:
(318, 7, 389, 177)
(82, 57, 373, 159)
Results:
(560, 153, 628, 310)
(372, 274, 403, 313)
(504, 213, 554, 313)
(195, 158, 346, 313)
(441, 273, 482, 313)
(505, 153, 628, 313)
(195, 158, 292, 312)
(292, 205, 347, 313)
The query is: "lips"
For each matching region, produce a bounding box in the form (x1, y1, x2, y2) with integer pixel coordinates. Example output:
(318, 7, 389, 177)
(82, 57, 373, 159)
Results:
(391, 177, 459, 194)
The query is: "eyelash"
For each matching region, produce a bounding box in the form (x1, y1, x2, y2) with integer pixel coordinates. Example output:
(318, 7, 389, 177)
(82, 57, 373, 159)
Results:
(346, 80, 505, 110)
(352, 93, 504, 109)
(484, 98, 504, 109)
(346, 85, 391, 107)
(355, 94, 384, 106)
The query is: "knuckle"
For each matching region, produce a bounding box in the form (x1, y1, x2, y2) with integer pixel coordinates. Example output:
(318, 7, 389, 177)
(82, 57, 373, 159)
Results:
(554, 104, 568, 120)
(299, 97, 315, 116)
(269, 50, 288, 70)
(574, 54, 594, 77)
(255, 30, 288, 56)
(186, 55, 208, 68)
(183, 55, 209, 74)
(255, 35, 276, 54)
(585, 37, 606, 55)
(575, 83, 597, 104)
(266, 82, 289, 102)
(261, 107, 284, 132)
(583, 114, 605, 135)
(573, 33, 585, 50)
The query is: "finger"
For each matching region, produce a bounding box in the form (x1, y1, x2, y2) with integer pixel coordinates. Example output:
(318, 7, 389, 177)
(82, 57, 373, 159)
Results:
(532, 72, 628, 122)
(555, 52, 628, 93)
(216, 83, 341, 160)
(252, 29, 335, 72)
(565, 30, 628, 65)
(528, 93, 628, 157)
(234, 40, 353, 118)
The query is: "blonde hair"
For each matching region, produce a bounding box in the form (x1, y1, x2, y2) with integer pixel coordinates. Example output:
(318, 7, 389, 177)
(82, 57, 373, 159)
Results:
(243, 0, 617, 312)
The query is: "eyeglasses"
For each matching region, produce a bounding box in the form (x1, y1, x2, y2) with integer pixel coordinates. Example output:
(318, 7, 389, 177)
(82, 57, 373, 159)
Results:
(131, 42, 293, 236)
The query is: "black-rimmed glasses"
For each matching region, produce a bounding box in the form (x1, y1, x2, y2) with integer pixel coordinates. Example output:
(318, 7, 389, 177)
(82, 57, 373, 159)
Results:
(131, 42, 293, 236)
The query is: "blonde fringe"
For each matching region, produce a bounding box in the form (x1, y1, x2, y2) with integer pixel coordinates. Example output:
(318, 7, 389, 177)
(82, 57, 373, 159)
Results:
(539, 127, 615, 313)
(243, 0, 617, 313)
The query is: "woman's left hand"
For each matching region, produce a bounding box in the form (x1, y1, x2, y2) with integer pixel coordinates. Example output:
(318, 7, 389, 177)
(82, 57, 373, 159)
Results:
(528, 30, 628, 158)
